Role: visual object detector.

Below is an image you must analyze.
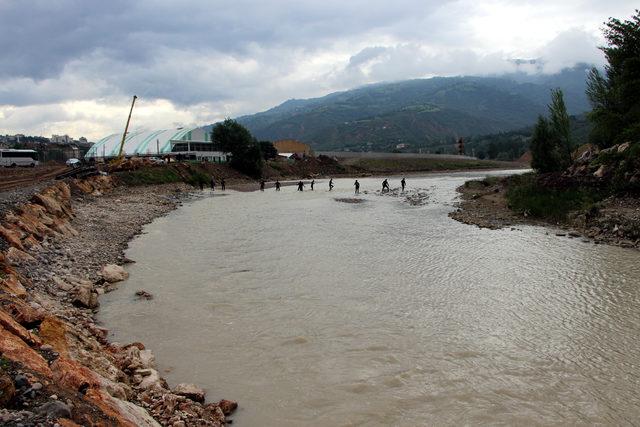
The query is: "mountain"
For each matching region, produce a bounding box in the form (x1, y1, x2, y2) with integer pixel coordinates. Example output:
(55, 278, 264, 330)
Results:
(230, 64, 593, 152)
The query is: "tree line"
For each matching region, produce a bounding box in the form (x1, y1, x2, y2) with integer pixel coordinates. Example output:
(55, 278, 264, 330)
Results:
(531, 10, 640, 172)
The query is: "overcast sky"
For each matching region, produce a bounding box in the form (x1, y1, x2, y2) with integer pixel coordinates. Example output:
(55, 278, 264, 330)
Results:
(0, 0, 636, 140)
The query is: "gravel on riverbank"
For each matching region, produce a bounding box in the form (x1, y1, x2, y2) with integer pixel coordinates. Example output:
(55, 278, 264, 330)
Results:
(1, 179, 237, 425)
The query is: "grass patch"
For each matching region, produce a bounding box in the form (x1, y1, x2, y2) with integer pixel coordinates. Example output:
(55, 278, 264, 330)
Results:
(116, 165, 211, 187)
(116, 166, 183, 186)
(352, 158, 506, 172)
(506, 173, 605, 221)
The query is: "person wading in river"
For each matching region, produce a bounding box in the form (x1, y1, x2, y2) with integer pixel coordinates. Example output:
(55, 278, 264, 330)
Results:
(221, 178, 226, 191)
(311, 179, 315, 191)
(382, 179, 390, 193)
(329, 178, 334, 191)
(260, 180, 265, 191)
(354, 180, 360, 195)
(210, 177, 216, 191)
(401, 178, 406, 192)
(275, 180, 281, 191)
(297, 181, 305, 191)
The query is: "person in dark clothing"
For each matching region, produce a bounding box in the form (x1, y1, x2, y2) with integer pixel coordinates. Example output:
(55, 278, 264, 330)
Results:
(210, 177, 216, 191)
(199, 180, 204, 191)
(275, 180, 281, 191)
(401, 178, 406, 191)
(329, 178, 334, 191)
(221, 178, 226, 191)
(382, 179, 389, 192)
(354, 180, 360, 194)
(310, 179, 315, 190)
(297, 181, 304, 191)
(260, 180, 265, 191)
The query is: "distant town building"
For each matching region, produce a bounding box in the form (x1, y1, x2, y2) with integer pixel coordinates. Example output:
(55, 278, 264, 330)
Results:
(273, 139, 312, 157)
(51, 134, 73, 144)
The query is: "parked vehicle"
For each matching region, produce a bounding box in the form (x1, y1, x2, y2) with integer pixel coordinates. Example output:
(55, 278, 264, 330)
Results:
(66, 158, 80, 168)
(0, 149, 39, 167)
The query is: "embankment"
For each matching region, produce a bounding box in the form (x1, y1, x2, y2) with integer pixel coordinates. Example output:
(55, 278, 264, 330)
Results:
(0, 174, 237, 425)
(450, 142, 640, 249)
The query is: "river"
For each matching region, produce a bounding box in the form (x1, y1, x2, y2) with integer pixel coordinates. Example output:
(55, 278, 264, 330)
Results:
(99, 171, 640, 426)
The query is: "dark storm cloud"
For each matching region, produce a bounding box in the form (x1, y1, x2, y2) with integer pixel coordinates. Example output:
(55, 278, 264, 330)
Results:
(0, 0, 453, 80)
(0, 0, 637, 138)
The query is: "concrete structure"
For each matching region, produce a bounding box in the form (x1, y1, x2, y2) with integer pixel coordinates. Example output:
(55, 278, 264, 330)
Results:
(273, 139, 312, 157)
(85, 127, 227, 162)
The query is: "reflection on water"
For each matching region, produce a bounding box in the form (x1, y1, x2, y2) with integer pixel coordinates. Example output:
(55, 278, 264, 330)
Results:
(100, 171, 640, 426)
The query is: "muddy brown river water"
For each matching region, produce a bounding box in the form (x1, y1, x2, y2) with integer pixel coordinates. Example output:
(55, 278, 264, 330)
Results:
(100, 171, 640, 426)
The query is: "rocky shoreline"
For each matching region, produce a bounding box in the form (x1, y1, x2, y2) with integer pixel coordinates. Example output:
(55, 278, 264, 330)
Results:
(0, 176, 237, 426)
(450, 178, 640, 249)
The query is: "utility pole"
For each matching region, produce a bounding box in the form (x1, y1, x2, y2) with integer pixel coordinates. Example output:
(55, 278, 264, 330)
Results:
(117, 95, 137, 159)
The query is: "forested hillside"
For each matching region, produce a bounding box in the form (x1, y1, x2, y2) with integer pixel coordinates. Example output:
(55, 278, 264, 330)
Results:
(227, 65, 593, 152)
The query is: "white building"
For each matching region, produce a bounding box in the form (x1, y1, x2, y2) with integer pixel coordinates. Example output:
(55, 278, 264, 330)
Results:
(85, 127, 227, 162)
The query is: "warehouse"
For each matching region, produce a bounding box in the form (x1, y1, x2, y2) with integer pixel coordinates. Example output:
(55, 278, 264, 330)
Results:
(84, 127, 227, 162)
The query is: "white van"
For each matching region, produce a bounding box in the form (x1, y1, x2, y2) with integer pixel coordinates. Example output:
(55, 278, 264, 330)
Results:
(0, 149, 40, 167)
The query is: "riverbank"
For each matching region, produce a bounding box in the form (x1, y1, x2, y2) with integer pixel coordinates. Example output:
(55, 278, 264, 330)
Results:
(0, 176, 237, 425)
(450, 174, 640, 249)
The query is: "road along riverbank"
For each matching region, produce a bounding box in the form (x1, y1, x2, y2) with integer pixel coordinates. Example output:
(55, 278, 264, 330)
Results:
(0, 175, 238, 425)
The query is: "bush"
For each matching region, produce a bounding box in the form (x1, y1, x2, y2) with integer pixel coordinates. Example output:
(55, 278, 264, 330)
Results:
(506, 173, 605, 220)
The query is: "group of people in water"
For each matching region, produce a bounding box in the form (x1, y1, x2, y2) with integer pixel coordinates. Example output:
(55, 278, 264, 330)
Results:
(264, 177, 407, 194)
(203, 176, 407, 194)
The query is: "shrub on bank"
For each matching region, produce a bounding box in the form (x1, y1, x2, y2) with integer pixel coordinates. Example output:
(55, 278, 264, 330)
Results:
(506, 173, 605, 221)
(116, 166, 183, 186)
(116, 165, 211, 187)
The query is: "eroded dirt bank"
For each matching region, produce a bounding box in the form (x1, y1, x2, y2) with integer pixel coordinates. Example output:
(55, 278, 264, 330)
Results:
(0, 176, 237, 426)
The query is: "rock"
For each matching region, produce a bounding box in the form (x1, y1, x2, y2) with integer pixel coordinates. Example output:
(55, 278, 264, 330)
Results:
(139, 350, 156, 369)
(100, 264, 129, 283)
(39, 316, 69, 357)
(138, 369, 164, 391)
(5, 247, 36, 264)
(0, 273, 28, 298)
(593, 165, 607, 178)
(35, 401, 72, 419)
(5, 300, 45, 326)
(135, 290, 153, 300)
(0, 309, 42, 346)
(173, 383, 206, 403)
(73, 283, 99, 309)
(618, 142, 631, 153)
(52, 276, 73, 292)
(14, 374, 29, 388)
(51, 357, 100, 393)
(0, 372, 16, 406)
(217, 399, 238, 416)
(0, 325, 53, 377)
(0, 224, 25, 250)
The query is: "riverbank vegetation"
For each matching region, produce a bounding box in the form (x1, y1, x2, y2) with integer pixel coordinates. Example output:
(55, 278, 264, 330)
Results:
(454, 10, 640, 248)
(506, 10, 639, 218)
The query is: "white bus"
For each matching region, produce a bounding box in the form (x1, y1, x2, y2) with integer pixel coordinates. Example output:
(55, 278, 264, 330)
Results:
(0, 149, 40, 167)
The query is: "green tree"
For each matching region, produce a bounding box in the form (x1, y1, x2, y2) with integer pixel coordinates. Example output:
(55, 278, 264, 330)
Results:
(549, 88, 572, 168)
(586, 10, 640, 147)
(212, 119, 263, 178)
(258, 141, 278, 160)
(530, 116, 561, 173)
(530, 89, 572, 172)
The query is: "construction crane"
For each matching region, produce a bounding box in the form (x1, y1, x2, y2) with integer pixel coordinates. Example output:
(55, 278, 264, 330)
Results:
(117, 95, 137, 159)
